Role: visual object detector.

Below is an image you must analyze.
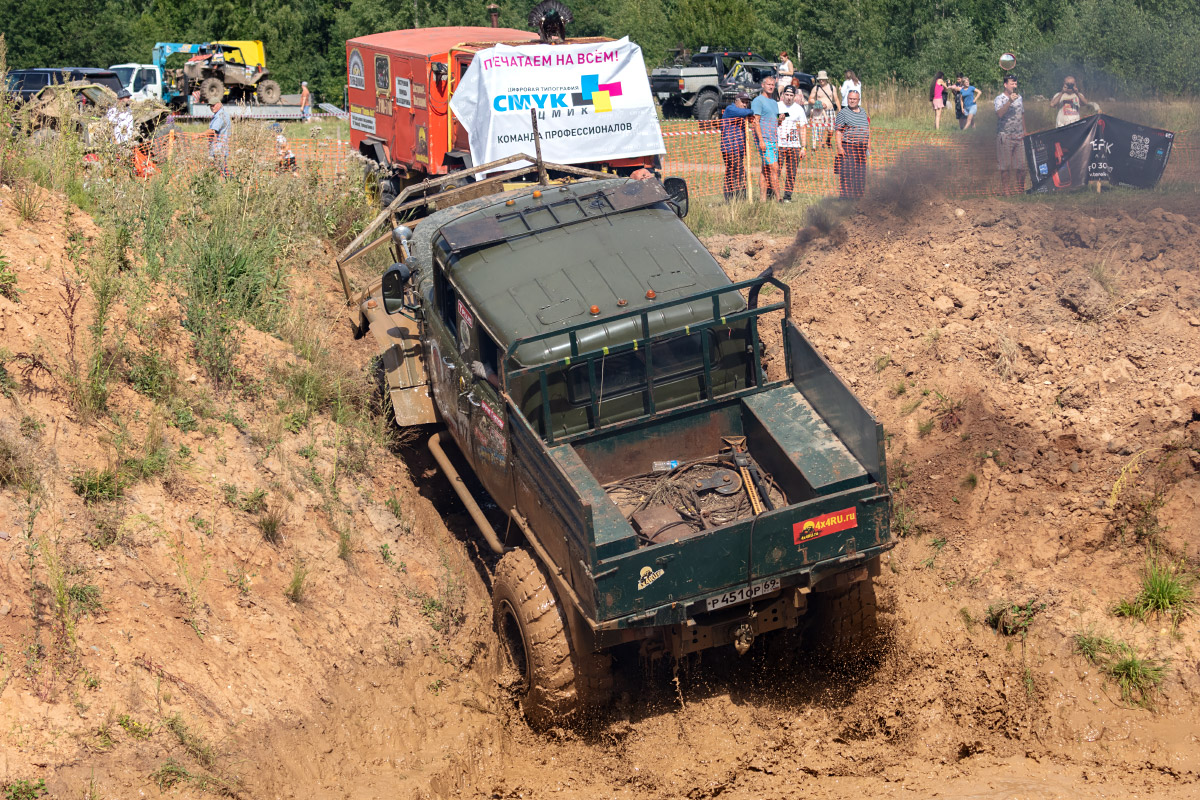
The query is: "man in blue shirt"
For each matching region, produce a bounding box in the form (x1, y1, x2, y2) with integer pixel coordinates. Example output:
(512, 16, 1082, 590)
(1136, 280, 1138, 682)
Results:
(209, 100, 231, 175)
(750, 75, 781, 201)
(719, 92, 753, 200)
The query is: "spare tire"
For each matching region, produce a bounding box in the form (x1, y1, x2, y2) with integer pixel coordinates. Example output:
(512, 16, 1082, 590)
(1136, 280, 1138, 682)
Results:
(256, 79, 282, 105)
(199, 77, 225, 105)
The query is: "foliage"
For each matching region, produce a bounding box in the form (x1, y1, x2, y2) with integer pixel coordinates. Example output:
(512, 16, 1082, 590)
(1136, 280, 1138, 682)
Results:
(70, 467, 124, 503)
(1113, 557, 1194, 622)
(164, 714, 217, 769)
(1073, 631, 1167, 708)
(0, 250, 18, 301)
(985, 599, 1044, 637)
(117, 713, 153, 740)
(3, 0, 1194, 108)
(2, 779, 47, 800)
(284, 560, 308, 603)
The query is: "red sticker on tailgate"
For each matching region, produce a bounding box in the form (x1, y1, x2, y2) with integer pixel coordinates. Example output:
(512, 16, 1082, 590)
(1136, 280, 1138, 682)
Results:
(794, 507, 857, 544)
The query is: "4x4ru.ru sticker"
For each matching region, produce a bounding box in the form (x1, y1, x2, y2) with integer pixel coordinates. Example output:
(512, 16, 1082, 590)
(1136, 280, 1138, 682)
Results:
(794, 507, 857, 544)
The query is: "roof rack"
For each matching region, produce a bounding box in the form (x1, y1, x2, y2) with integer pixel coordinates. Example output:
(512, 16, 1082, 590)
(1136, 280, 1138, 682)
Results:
(336, 110, 613, 302)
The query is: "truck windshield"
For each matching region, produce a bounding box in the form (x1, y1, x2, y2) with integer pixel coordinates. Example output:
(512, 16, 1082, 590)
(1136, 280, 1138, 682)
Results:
(111, 67, 135, 89)
(566, 332, 705, 406)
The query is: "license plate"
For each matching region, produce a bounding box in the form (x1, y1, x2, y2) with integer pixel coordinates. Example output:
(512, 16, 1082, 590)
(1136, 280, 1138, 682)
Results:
(705, 578, 781, 611)
(657, 92, 670, 99)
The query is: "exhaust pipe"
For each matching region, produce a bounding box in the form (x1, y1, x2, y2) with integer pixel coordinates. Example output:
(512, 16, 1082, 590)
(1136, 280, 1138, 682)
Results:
(427, 432, 507, 554)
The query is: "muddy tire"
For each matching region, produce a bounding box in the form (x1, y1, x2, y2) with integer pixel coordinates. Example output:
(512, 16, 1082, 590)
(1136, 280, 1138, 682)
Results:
(813, 577, 880, 661)
(200, 77, 225, 104)
(256, 79, 282, 105)
(493, 548, 611, 727)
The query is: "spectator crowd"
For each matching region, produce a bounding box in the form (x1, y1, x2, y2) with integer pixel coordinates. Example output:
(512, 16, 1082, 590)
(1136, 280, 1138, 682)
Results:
(719, 58, 872, 201)
(716, 54, 1094, 202)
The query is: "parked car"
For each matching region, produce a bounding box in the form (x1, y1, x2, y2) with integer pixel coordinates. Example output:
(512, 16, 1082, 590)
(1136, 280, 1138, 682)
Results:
(650, 48, 758, 120)
(720, 60, 815, 110)
(5, 68, 124, 104)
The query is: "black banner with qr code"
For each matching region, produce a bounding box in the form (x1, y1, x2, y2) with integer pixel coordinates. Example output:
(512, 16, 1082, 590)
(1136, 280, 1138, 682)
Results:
(1024, 114, 1174, 192)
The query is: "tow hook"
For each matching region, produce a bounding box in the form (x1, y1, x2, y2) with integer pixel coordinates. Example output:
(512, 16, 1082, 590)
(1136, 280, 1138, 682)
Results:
(733, 623, 756, 655)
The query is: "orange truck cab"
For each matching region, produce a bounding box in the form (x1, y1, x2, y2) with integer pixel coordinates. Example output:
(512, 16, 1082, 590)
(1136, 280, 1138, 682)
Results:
(346, 27, 657, 201)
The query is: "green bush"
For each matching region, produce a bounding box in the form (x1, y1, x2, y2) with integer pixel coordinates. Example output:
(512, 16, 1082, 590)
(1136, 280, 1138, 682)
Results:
(70, 468, 123, 503)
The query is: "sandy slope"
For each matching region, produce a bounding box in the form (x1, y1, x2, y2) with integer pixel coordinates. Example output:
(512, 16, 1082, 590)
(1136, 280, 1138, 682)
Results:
(2, 180, 1199, 798)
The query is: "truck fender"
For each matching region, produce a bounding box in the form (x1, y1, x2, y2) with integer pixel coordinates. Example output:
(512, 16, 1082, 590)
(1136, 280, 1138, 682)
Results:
(358, 138, 388, 167)
(363, 299, 437, 426)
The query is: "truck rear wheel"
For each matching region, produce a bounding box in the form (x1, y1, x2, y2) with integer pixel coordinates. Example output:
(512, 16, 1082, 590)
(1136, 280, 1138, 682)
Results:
(693, 90, 720, 121)
(493, 548, 611, 727)
(199, 77, 225, 104)
(813, 577, 881, 661)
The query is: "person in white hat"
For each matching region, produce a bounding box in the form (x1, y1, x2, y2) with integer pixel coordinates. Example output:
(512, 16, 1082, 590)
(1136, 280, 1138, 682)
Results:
(807, 70, 840, 148)
(300, 80, 312, 121)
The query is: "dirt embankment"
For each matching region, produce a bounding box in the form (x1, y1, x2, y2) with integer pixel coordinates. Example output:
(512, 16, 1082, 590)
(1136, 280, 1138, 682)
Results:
(3, 180, 1200, 799)
(0, 183, 505, 798)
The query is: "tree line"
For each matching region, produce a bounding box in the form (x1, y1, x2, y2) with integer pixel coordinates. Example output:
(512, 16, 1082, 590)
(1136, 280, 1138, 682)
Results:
(2, 0, 1196, 105)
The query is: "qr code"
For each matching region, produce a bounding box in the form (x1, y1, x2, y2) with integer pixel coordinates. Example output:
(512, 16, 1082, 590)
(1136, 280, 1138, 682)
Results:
(1130, 134, 1150, 160)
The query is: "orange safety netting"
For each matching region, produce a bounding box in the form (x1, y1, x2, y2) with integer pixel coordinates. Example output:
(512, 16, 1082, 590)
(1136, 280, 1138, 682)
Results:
(127, 123, 1196, 200)
(131, 129, 353, 183)
(660, 119, 1197, 200)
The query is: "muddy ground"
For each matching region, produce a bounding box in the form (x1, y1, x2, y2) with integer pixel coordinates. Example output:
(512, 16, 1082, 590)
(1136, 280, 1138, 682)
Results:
(2, 180, 1199, 799)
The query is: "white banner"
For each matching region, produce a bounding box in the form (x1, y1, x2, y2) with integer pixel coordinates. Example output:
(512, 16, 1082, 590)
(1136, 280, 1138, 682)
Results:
(450, 37, 665, 170)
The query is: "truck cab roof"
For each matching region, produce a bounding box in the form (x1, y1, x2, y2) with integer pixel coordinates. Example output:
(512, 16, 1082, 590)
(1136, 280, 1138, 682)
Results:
(348, 27, 535, 56)
(413, 179, 743, 367)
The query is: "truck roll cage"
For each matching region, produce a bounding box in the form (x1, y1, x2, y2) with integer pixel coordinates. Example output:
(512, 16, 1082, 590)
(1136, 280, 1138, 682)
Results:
(503, 275, 792, 445)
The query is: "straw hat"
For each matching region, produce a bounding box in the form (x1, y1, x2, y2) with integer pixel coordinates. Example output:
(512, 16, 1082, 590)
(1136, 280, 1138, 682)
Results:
(816, 70, 829, 81)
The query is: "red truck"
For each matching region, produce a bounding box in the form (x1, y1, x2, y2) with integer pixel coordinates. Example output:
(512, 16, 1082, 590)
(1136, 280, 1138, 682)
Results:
(346, 27, 657, 205)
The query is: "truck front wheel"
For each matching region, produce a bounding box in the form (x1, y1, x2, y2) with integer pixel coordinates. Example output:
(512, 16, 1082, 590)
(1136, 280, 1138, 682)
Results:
(813, 576, 881, 661)
(493, 548, 611, 727)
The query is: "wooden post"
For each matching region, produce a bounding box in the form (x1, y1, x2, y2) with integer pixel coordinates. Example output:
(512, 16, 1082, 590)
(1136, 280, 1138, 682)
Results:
(530, 109, 548, 185)
(744, 117, 754, 201)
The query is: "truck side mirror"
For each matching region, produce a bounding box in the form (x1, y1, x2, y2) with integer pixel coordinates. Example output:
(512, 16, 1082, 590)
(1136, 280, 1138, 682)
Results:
(664, 177, 689, 218)
(381, 262, 412, 314)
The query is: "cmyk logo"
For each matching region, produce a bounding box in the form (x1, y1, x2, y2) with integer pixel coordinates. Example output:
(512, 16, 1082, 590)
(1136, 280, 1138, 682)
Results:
(573, 74, 622, 112)
(493, 74, 624, 114)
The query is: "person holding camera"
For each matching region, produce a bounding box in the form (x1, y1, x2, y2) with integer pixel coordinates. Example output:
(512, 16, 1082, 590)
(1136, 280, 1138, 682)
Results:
(1050, 76, 1088, 127)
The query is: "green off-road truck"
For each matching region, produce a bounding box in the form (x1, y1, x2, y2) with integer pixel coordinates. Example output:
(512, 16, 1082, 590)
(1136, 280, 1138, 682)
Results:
(341, 167, 893, 726)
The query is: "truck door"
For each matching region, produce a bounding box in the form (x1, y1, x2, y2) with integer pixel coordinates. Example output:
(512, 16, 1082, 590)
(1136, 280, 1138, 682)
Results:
(463, 325, 514, 509)
(391, 55, 419, 171)
(450, 51, 475, 152)
(426, 256, 473, 451)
